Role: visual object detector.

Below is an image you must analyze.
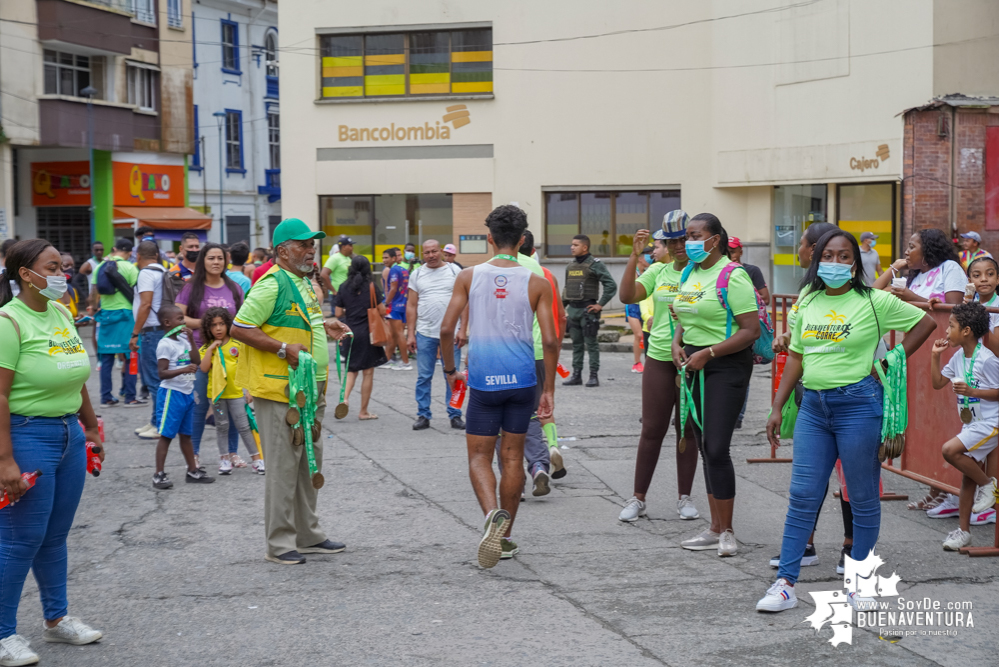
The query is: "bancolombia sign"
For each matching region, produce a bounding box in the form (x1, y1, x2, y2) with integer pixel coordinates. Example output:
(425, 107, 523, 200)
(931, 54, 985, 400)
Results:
(337, 105, 471, 143)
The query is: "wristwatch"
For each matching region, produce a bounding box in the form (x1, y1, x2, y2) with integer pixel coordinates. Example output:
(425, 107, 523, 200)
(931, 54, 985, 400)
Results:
(277, 343, 287, 359)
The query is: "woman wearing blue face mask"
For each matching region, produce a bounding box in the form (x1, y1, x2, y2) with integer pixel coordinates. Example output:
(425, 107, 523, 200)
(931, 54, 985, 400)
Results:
(757, 229, 936, 614)
(0, 240, 105, 662)
(671, 213, 761, 557)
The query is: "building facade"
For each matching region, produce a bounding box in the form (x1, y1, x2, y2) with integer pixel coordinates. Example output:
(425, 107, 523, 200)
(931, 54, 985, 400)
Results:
(0, 0, 202, 263)
(188, 0, 281, 248)
(279, 0, 999, 296)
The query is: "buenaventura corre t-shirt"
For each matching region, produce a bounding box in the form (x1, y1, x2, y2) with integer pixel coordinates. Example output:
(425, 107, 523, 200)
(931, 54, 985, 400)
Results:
(673, 258, 757, 347)
(636, 261, 684, 362)
(790, 288, 925, 390)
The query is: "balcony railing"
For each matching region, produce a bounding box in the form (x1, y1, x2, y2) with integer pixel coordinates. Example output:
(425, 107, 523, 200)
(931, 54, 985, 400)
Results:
(258, 168, 281, 202)
(87, 0, 135, 12)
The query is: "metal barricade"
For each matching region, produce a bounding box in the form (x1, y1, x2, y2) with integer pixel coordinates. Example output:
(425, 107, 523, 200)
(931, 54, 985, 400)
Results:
(748, 294, 796, 463)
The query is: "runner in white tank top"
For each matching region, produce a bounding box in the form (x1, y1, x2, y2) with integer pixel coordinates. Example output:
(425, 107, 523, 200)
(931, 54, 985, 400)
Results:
(439, 205, 559, 569)
(466, 262, 536, 391)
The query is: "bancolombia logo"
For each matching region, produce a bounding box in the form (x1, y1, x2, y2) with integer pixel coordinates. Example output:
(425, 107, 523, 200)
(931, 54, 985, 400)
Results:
(806, 552, 975, 647)
(338, 105, 471, 142)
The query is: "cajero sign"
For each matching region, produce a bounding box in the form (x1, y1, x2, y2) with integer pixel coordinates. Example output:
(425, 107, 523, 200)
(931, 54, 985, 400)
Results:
(850, 144, 891, 173)
(337, 105, 471, 143)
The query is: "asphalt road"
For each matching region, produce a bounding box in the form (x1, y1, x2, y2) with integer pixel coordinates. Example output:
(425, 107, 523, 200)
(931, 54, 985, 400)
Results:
(18, 343, 998, 666)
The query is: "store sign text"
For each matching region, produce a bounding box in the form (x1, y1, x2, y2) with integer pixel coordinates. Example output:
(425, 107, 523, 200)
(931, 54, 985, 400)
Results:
(112, 162, 184, 207)
(31, 162, 91, 207)
(337, 105, 471, 143)
(850, 144, 891, 173)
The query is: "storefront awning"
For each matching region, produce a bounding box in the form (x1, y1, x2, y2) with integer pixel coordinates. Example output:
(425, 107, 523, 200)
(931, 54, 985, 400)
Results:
(113, 207, 212, 230)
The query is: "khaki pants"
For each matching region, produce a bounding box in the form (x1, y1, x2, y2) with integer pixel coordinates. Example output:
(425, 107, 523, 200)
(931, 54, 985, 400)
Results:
(255, 382, 327, 557)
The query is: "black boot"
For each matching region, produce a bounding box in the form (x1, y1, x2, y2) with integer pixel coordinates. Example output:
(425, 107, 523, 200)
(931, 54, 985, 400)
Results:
(585, 372, 599, 388)
(562, 370, 583, 386)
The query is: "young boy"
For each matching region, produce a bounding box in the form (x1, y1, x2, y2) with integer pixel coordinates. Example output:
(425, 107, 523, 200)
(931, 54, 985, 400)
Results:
(152, 304, 214, 489)
(930, 302, 999, 550)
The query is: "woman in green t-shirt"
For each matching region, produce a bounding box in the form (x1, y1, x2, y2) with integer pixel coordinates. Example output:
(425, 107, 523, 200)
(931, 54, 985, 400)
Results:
(617, 211, 700, 524)
(671, 213, 761, 557)
(757, 229, 935, 614)
(0, 239, 104, 660)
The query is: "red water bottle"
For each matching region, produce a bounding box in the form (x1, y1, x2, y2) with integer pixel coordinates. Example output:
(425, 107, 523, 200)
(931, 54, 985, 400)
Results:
(556, 362, 570, 379)
(772, 352, 787, 395)
(86, 442, 103, 477)
(78, 417, 105, 444)
(449, 370, 468, 409)
(129, 352, 138, 375)
(0, 470, 42, 509)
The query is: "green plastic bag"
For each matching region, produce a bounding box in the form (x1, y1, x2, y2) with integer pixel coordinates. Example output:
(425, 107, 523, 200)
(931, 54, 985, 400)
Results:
(779, 397, 798, 440)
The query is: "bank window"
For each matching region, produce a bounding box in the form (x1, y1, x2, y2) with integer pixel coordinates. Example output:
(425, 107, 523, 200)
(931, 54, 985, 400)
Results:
(320, 27, 492, 99)
(544, 190, 681, 257)
(43, 50, 92, 98)
(225, 110, 244, 172)
(127, 64, 157, 111)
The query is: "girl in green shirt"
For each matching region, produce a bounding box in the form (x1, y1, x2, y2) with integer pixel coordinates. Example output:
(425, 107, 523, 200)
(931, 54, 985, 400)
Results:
(0, 239, 104, 659)
(758, 229, 935, 614)
(671, 213, 761, 557)
(616, 211, 700, 524)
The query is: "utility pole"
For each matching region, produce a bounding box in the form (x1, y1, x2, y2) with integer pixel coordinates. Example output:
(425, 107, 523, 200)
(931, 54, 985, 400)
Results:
(213, 111, 226, 243)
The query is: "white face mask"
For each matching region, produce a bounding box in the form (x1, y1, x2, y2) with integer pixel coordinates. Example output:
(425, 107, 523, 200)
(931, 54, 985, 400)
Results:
(28, 269, 68, 300)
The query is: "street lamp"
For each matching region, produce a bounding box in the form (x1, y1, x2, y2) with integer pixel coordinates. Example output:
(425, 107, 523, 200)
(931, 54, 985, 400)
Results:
(82, 85, 97, 244)
(213, 111, 226, 244)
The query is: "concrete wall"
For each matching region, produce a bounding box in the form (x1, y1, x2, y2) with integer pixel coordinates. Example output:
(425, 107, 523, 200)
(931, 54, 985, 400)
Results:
(932, 0, 999, 97)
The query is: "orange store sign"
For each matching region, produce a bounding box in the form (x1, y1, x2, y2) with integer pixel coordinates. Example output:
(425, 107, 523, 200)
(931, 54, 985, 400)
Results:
(112, 162, 184, 207)
(31, 162, 91, 207)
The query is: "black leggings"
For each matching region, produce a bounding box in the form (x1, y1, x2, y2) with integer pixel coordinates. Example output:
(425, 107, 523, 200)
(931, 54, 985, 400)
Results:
(683, 345, 753, 501)
(634, 357, 698, 496)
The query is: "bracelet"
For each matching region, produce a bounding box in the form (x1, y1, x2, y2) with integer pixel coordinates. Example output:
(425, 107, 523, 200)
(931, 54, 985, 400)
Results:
(708, 346, 716, 357)
(130, 334, 139, 338)
(444, 367, 457, 376)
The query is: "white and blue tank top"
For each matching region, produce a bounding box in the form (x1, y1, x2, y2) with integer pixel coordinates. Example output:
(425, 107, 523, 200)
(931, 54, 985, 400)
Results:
(467, 261, 537, 391)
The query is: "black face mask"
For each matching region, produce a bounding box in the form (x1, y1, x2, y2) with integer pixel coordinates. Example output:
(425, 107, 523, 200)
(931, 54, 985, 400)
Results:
(185, 250, 200, 262)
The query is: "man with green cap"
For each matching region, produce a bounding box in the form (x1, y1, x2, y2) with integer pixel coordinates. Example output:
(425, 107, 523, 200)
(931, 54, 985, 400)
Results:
(231, 218, 352, 565)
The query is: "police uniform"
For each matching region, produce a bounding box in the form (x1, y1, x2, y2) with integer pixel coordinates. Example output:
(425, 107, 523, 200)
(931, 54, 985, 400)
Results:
(563, 254, 617, 383)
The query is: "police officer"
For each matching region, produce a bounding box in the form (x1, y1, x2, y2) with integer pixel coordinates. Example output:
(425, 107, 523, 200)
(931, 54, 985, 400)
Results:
(562, 234, 617, 387)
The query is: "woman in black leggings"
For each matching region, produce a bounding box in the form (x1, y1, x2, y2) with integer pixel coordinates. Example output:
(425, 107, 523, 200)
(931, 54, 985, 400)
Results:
(671, 213, 760, 557)
(617, 211, 699, 523)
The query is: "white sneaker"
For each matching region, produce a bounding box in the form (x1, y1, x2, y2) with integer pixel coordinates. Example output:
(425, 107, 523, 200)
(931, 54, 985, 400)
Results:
(973, 477, 998, 514)
(396, 363, 413, 371)
(378, 361, 396, 370)
(42, 616, 102, 645)
(677, 495, 699, 520)
(971, 507, 996, 525)
(756, 579, 797, 612)
(218, 458, 233, 475)
(681, 529, 720, 551)
(943, 528, 972, 551)
(0, 634, 38, 665)
(848, 591, 877, 611)
(618, 497, 646, 522)
(718, 529, 738, 557)
(136, 423, 158, 440)
(251, 459, 266, 475)
(926, 493, 960, 518)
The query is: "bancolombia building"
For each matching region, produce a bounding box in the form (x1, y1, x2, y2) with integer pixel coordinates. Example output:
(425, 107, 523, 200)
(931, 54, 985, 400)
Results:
(281, 0, 999, 291)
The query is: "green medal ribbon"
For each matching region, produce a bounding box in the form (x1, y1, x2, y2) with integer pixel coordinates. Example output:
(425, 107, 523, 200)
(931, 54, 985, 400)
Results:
(335, 333, 354, 408)
(164, 325, 185, 338)
(288, 351, 323, 488)
(874, 345, 908, 461)
(678, 366, 705, 432)
(959, 342, 981, 420)
(493, 254, 519, 262)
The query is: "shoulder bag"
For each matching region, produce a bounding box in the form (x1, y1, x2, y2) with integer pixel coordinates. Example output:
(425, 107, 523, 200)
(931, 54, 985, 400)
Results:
(367, 283, 390, 346)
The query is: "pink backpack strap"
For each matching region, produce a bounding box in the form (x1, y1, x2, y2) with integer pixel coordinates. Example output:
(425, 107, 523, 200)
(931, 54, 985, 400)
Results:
(715, 262, 741, 307)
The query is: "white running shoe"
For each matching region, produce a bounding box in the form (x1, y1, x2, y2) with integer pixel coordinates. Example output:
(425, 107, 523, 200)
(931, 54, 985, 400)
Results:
(396, 363, 413, 371)
(42, 617, 102, 645)
(973, 477, 998, 514)
(0, 634, 38, 665)
(618, 497, 646, 523)
(756, 579, 797, 612)
(943, 528, 972, 551)
(718, 529, 738, 557)
(848, 591, 877, 611)
(218, 458, 233, 475)
(251, 459, 266, 475)
(379, 361, 396, 370)
(677, 495, 699, 520)
(681, 529, 720, 551)
(926, 494, 960, 518)
(971, 507, 996, 525)
(136, 423, 159, 440)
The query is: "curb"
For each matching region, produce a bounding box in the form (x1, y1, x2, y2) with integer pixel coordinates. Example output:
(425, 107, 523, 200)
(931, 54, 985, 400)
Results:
(561, 340, 634, 354)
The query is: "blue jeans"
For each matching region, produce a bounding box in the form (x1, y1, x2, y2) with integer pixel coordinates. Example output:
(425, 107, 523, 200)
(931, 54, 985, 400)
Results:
(0, 414, 86, 637)
(190, 370, 238, 456)
(415, 332, 462, 421)
(139, 328, 164, 425)
(777, 375, 884, 584)
(99, 353, 135, 403)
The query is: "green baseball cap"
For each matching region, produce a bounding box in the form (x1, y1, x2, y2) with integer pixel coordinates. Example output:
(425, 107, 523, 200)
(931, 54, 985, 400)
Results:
(272, 218, 326, 247)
